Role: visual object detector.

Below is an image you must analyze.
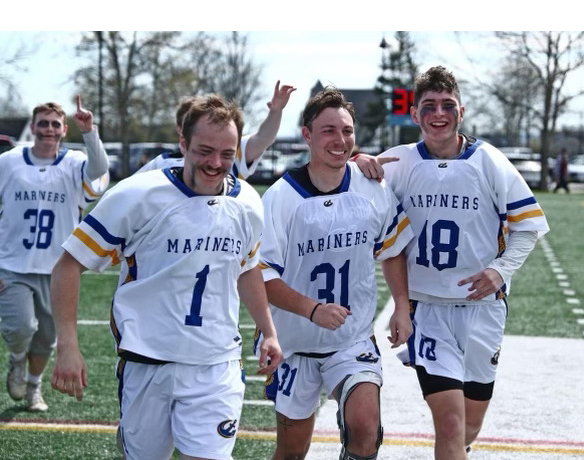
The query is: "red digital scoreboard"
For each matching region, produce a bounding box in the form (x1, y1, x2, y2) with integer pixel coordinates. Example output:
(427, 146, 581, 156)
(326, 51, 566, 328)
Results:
(391, 88, 414, 115)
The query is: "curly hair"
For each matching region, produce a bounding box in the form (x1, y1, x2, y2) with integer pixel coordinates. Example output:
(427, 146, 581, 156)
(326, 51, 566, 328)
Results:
(414, 66, 461, 106)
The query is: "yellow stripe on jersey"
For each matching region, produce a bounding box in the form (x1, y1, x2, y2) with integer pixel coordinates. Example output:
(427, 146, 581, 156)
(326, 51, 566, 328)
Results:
(72, 228, 121, 266)
(82, 181, 102, 198)
(248, 241, 260, 259)
(258, 262, 271, 270)
(374, 216, 411, 257)
(507, 208, 545, 223)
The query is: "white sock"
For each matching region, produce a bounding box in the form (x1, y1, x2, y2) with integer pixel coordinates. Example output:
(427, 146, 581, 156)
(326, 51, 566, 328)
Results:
(27, 373, 42, 385)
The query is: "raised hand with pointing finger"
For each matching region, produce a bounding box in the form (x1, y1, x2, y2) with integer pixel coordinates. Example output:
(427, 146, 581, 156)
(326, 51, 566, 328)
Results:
(73, 95, 94, 133)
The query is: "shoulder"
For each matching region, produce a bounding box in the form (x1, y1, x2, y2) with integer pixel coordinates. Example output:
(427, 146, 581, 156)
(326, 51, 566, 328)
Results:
(0, 146, 24, 161)
(468, 139, 514, 168)
(380, 142, 418, 158)
(110, 169, 168, 197)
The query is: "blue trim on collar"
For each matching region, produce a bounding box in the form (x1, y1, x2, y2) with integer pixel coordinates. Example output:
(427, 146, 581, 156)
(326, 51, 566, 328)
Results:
(23, 146, 68, 165)
(283, 164, 351, 198)
(416, 139, 483, 160)
(163, 168, 241, 198)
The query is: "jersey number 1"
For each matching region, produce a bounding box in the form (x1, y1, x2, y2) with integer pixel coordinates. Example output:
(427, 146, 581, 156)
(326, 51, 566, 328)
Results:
(185, 265, 209, 327)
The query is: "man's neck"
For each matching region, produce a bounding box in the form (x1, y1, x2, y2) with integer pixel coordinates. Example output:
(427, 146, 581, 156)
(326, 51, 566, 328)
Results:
(31, 143, 59, 160)
(307, 162, 345, 193)
(424, 134, 463, 159)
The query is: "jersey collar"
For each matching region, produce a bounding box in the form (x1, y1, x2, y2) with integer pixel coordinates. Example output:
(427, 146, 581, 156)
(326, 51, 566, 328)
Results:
(23, 146, 69, 166)
(163, 168, 241, 198)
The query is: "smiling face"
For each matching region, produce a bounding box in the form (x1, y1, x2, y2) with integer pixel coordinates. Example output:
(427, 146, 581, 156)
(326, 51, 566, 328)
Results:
(302, 106, 355, 172)
(410, 90, 464, 157)
(180, 114, 238, 196)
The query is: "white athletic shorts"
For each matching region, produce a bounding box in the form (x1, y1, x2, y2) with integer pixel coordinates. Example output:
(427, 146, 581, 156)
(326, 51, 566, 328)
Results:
(117, 359, 245, 460)
(409, 300, 507, 384)
(272, 338, 383, 420)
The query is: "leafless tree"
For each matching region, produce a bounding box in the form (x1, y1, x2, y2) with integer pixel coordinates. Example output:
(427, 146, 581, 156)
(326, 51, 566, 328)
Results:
(495, 31, 584, 189)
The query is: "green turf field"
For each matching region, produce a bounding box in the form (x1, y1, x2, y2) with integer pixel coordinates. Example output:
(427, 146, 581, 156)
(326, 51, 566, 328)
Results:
(1, 191, 582, 459)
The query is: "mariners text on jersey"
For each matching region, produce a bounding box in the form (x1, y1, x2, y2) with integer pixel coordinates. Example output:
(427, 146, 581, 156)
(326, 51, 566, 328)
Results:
(14, 189, 67, 203)
(167, 236, 243, 254)
(297, 230, 368, 257)
(408, 193, 479, 210)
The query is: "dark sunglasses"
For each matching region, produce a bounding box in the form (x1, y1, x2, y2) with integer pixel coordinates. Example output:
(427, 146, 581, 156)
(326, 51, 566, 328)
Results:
(36, 120, 63, 129)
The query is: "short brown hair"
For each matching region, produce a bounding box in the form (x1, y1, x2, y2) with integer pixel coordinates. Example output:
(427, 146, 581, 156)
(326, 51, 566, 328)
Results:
(181, 95, 244, 147)
(175, 96, 198, 128)
(302, 86, 356, 130)
(414, 66, 461, 106)
(32, 102, 67, 124)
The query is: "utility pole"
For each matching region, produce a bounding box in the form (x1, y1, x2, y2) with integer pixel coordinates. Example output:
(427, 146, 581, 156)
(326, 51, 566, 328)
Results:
(96, 31, 104, 139)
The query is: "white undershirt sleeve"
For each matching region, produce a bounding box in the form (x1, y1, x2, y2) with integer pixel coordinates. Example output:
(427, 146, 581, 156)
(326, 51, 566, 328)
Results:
(82, 128, 109, 180)
(488, 230, 539, 283)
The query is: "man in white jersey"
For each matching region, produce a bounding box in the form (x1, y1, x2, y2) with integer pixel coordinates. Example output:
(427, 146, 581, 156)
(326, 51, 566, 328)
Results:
(0, 97, 109, 412)
(50, 94, 282, 460)
(259, 88, 414, 460)
(355, 66, 550, 459)
(136, 80, 296, 180)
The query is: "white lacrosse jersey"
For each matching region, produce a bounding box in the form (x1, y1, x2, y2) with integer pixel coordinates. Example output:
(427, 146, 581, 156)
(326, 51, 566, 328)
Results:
(379, 136, 550, 302)
(62, 168, 264, 365)
(260, 162, 414, 357)
(0, 144, 109, 274)
(136, 135, 259, 179)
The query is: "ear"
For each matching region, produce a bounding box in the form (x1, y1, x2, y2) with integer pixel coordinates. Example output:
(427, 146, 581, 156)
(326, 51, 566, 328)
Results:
(301, 126, 311, 144)
(459, 105, 465, 121)
(62, 123, 68, 136)
(179, 135, 187, 155)
(410, 105, 420, 126)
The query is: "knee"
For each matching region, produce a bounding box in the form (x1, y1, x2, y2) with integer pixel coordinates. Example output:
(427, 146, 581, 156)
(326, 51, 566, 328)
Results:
(436, 411, 465, 442)
(2, 322, 36, 350)
(465, 418, 483, 443)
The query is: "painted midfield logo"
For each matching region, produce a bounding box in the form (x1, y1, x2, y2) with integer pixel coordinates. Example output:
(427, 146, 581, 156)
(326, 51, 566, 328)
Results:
(217, 419, 238, 438)
(324, 200, 333, 207)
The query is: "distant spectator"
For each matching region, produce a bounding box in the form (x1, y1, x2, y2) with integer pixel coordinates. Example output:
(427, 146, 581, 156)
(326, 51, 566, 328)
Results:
(553, 148, 570, 193)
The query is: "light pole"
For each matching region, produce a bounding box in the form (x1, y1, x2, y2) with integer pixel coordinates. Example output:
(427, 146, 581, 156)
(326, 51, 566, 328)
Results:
(378, 36, 391, 150)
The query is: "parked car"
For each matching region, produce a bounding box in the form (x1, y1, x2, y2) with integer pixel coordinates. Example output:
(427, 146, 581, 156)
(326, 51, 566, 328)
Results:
(500, 147, 553, 189)
(61, 142, 87, 153)
(0, 134, 15, 154)
(568, 155, 584, 183)
(103, 142, 122, 180)
(247, 149, 309, 184)
(129, 142, 178, 175)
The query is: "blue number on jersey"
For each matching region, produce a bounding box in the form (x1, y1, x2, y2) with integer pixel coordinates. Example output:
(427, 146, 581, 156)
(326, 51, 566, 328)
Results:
(418, 335, 437, 361)
(278, 363, 298, 397)
(310, 259, 351, 310)
(22, 209, 55, 249)
(416, 219, 459, 271)
(185, 265, 210, 327)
